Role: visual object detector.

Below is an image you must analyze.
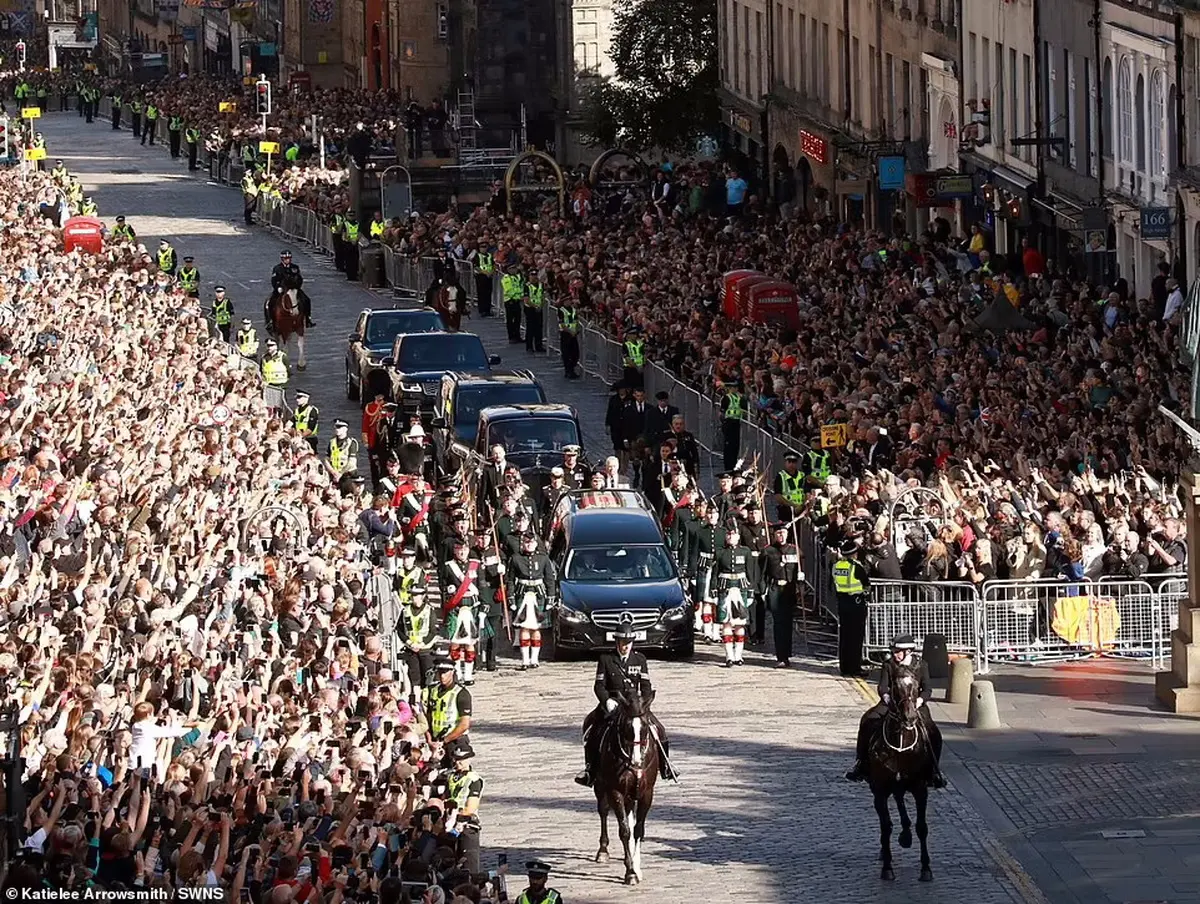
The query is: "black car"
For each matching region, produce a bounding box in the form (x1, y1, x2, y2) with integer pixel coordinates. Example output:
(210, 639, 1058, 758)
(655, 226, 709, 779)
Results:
(430, 371, 545, 474)
(472, 404, 582, 471)
(548, 491, 693, 658)
(384, 332, 500, 420)
(345, 307, 445, 403)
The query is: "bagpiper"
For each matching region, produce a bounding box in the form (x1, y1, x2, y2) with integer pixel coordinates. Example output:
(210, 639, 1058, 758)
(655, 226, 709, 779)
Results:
(713, 524, 752, 667)
(507, 532, 553, 671)
(442, 537, 482, 685)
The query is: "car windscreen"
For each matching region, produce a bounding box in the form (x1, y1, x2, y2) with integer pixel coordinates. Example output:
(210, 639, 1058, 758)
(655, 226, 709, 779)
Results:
(455, 385, 545, 426)
(364, 311, 443, 346)
(397, 334, 488, 371)
(486, 417, 579, 455)
(564, 544, 676, 582)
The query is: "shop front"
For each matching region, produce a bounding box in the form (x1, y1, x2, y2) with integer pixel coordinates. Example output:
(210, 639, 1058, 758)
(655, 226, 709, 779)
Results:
(959, 151, 1037, 256)
(718, 93, 767, 184)
(766, 99, 835, 217)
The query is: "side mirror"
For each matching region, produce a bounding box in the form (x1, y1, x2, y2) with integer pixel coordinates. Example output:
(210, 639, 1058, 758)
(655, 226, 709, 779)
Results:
(381, 356, 394, 368)
(488, 355, 501, 365)
(348, 333, 360, 342)
(430, 417, 447, 429)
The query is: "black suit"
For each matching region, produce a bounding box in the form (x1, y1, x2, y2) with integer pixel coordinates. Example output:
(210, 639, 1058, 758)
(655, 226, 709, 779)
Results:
(619, 401, 648, 449)
(605, 392, 631, 452)
(581, 649, 671, 778)
(854, 655, 942, 769)
(476, 464, 507, 522)
(644, 404, 679, 446)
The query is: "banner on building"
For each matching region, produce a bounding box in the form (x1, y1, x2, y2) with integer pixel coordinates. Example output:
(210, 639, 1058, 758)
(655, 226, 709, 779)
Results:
(1140, 207, 1172, 241)
(183, 0, 235, 8)
(157, 0, 180, 21)
(309, 0, 335, 24)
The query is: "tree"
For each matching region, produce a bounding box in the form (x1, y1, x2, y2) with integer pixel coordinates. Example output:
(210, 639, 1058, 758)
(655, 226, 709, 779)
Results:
(578, 0, 719, 153)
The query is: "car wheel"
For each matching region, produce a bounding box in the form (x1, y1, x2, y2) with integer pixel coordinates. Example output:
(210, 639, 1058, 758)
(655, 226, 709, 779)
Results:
(345, 365, 359, 401)
(669, 631, 695, 661)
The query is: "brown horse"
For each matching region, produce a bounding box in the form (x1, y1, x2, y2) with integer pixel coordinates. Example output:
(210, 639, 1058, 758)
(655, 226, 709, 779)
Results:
(866, 661, 935, 882)
(270, 288, 307, 370)
(594, 686, 659, 885)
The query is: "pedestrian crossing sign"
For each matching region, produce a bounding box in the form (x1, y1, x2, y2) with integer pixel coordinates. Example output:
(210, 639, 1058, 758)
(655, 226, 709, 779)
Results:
(219, 101, 237, 113)
(24, 148, 46, 161)
(21, 107, 40, 120)
(259, 141, 280, 155)
(820, 423, 849, 449)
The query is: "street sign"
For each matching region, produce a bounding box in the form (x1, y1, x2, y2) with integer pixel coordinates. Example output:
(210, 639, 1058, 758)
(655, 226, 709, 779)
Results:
(877, 155, 906, 191)
(168, 33, 184, 45)
(219, 101, 237, 112)
(212, 404, 232, 425)
(24, 148, 45, 161)
(820, 423, 849, 448)
(1140, 207, 1172, 240)
(259, 141, 280, 155)
(21, 107, 40, 119)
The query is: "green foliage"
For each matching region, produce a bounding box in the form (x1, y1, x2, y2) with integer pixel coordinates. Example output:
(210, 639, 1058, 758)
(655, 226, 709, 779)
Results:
(577, 0, 719, 153)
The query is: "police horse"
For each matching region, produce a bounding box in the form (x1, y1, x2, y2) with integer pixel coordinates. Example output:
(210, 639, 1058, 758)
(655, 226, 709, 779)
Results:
(865, 661, 936, 882)
(269, 283, 308, 371)
(593, 685, 659, 885)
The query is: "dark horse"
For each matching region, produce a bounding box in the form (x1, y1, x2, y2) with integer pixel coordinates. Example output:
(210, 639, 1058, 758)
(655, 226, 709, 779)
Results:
(594, 687, 659, 885)
(866, 662, 935, 882)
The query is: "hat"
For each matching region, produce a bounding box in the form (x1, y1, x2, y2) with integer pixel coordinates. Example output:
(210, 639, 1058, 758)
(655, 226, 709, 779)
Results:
(521, 531, 538, 542)
(563, 444, 580, 455)
(784, 453, 800, 462)
(744, 500, 759, 512)
(434, 658, 456, 672)
(452, 537, 469, 548)
(334, 419, 348, 429)
(401, 545, 418, 557)
(526, 860, 552, 877)
(295, 390, 309, 399)
(242, 317, 252, 325)
(214, 285, 226, 292)
(550, 466, 564, 477)
(891, 635, 918, 651)
(451, 744, 475, 761)
(183, 256, 194, 262)
(116, 216, 125, 222)
(718, 471, 734, 480)
(281, 250, 291, 256)
(770, 521, 788, 531)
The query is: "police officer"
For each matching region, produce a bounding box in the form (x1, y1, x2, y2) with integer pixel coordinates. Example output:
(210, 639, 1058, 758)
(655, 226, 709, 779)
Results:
(472, 241, 496, 317)
(501, 263, 525, 343)
(424, 655, 473, 761)
(142, 101, 158, 145)
(328, 420, 360, 479)
(399, 583, 439, 697)
(833, 540, 870, 678)
(762, 522, 802, 668)
(524, 270, 547, 353)
(241, 169, 259, 225)
(129, 97, 143, 138)
(719, 379, 745, 471)
(369, 210, 386, 241)
(177, 256, 200, 298)
(80, 196, 98, 216)
(236, 318, 259, 358)
(773, 452, 806, 522)
(50, 159, 68, 182)
(157, 239, 177, 277)
(167, 111, 183, 158)
(210, 286, 234, 341)
(330, 210, 346, 271)
(558, 295, 581, 378)
(343, 214, 361, 281)
(845, 636, 946, 787)
(291, 390, 320, 452)
(447, 744, 484, 874)
(260, 338, 290, 389)
(622, 327, 645, 389)
(110, 90, 122, 130)
(185, 123, 201, 170)
(574, 622, 676, 787)
(516, 861, 563, 904)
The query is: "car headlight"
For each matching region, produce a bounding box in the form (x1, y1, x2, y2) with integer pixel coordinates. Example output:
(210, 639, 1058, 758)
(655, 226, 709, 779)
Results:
(659, 603, 690, 624)
(400, 381, 424, 394)
(558, 604, 589, 624)
(366, 354, 383, 365)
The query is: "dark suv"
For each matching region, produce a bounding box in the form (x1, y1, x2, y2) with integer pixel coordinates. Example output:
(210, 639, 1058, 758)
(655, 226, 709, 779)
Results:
(345, 307, 445, 404)
(430, 371, 544, 474)
(384, 332, 500, 420)
(547, 490, 693, 658)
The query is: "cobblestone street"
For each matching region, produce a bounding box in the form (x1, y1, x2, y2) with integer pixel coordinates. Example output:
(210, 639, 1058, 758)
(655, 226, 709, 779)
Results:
(42, 112, 1048, 903)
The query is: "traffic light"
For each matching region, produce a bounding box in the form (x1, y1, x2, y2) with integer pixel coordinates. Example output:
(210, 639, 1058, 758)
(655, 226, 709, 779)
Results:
(15, 41, 25, 69)
(255, 79, 272, 116)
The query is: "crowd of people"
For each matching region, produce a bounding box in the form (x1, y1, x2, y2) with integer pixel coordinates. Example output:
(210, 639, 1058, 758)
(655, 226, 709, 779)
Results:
(0, 156, 549, 901)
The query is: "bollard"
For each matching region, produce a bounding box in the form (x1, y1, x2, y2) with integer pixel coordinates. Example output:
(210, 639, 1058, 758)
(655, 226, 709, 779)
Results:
(967, 680, 1001, 729)
(947, 657, 974, 704)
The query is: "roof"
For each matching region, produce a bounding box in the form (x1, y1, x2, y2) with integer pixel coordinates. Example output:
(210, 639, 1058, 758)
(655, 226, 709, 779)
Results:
(396, 331, 484, 344)
(446, 369, 538, 386)
(479, 403, 576, 422)
(566, 507, 664, 545)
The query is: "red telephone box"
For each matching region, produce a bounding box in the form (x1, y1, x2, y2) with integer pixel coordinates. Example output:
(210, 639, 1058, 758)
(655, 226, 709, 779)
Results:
(721, 270, 763, 319)
(62, 217, 104, 255)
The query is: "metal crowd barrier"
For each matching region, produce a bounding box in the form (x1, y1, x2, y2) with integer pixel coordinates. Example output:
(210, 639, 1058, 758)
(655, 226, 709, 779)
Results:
(866, 580, 984, 661)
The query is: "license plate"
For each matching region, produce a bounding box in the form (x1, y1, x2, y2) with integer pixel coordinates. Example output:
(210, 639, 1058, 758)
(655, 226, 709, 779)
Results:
(606, 631, 647, 641)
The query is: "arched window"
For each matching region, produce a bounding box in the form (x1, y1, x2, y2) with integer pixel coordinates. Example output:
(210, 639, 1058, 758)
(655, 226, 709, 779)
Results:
(1150, 70, 1165, 178)
(1117, 57, 1132, 164)
(1102, 57, 1113, 158)
(1135, 72, 1146, 171)
(1169, 83, 1179, 174)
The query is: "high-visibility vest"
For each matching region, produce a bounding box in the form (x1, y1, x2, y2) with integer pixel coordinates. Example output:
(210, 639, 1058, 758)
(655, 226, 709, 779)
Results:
(145, 105, 158, 120)
(807, 449, 831, 482)
(292, 405, 316, 433)
(178, 268, 199, 291)
(624, 339, 644, 367)
(560, 307, 578, 334)
(515, 892, 560, 904)
(242, 174, 259, 196)
(185, 128, 200, 143)
(262, 354, 288, 386)
(51, 165, 67, 180)
(111, 224, 134, 241)
(238, 328, 259, 356)
(112, 95, 122, 108)
(526, 283, 545, 308)
(285, 145, 300, 161)
(832, 558, 864, 595)
(429, 684, 461, 737)
(406, 604, 432, 647)
(501, 274, 524, 301)
(723, 392, 744, 419)
(80, 200, 97, 216)
(476, 252, 494, 274)
(332, 214, 344, 235)
(370, 220, 385, 238)
(330, 437, 357, 472)
(169, 115, 183, 130)
(345, 222, 360, 242)
(213, 298, 232, 325)
(447, 769, 482, 808)
(242, 144, 256, 163)
(778, 471, 805, 506)
(130, 102, 142, 114)
(33, 137, 45, 150)
(157, 248, 175, 270)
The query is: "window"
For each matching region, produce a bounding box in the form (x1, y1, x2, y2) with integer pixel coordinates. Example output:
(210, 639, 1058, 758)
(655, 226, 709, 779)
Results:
(1023, 54, 1033, 164)
(1046, 42, 1056, 141)
(787, 7, 795, 89)
(822, 23, 830, 99)
(919, 67, 929, 143)
(885, 52, 895, 139)
(799, 14, 808, 94)
(1135, 72, 1145, 171)
(755, 10, 763, 98)
(1150, 69, 1165, 178)
(730, 1, 739, 92)
(1102, 56, 1113, 159)
(968, 32, 977, 100)
(1009, 47, 1018, 160)
(902, 60, 912, 139)
(868, 44, 878, 130)
(851, 36, 860, 121)
(982, 37, 990, 108)
(1118, 57, 1132, 164)
(742, 6, 750, 97)
(994, 43, 1004, 151)
(1086, 58, 1097, 176)
(837, 29, 846, 114)
(1065, 49, 1076, 167)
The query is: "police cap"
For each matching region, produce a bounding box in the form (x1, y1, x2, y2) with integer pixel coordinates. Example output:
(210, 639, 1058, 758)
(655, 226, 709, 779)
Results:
(214, 285, 226, 292)
(452, 744, 475, 761)
(434, 658, 456, 672)
(183, 256, 194, 263)
(784, 452, 800, 462)
(526, 860, 552, 876)
(295, 390, 310, 400)
(333, 419, 348, 429)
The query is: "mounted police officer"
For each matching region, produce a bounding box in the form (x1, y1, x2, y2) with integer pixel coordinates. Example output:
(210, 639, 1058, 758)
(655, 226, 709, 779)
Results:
(845, 636, 946, 788)
(574, 620, 677, 787)
(268, 250, 314, 329)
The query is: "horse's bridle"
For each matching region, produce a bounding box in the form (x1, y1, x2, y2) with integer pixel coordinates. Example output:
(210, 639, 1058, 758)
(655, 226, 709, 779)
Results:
(882, 670, 922, 753)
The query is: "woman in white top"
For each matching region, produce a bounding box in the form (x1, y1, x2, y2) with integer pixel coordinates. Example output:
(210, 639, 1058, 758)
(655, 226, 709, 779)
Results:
(128, 701, 194, 771)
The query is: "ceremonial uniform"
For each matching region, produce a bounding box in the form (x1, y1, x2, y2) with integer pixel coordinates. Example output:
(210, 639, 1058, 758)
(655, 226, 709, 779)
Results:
(739, 513, 770, 642)
(507, 539, 553, 669)
(713, 539, 752, 666)
(684, 516, 725, 640)
(761, 532, 802, 666)
(399, 483, 433, 559)
(442, 553, 483, 683)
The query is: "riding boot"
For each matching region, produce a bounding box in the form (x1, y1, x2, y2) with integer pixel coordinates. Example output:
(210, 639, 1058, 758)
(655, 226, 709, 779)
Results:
(574, 720, 596, 786)
(845, 718, 872, 782)
(927, 716, 947, 788)
(301, 291, 316, 328)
